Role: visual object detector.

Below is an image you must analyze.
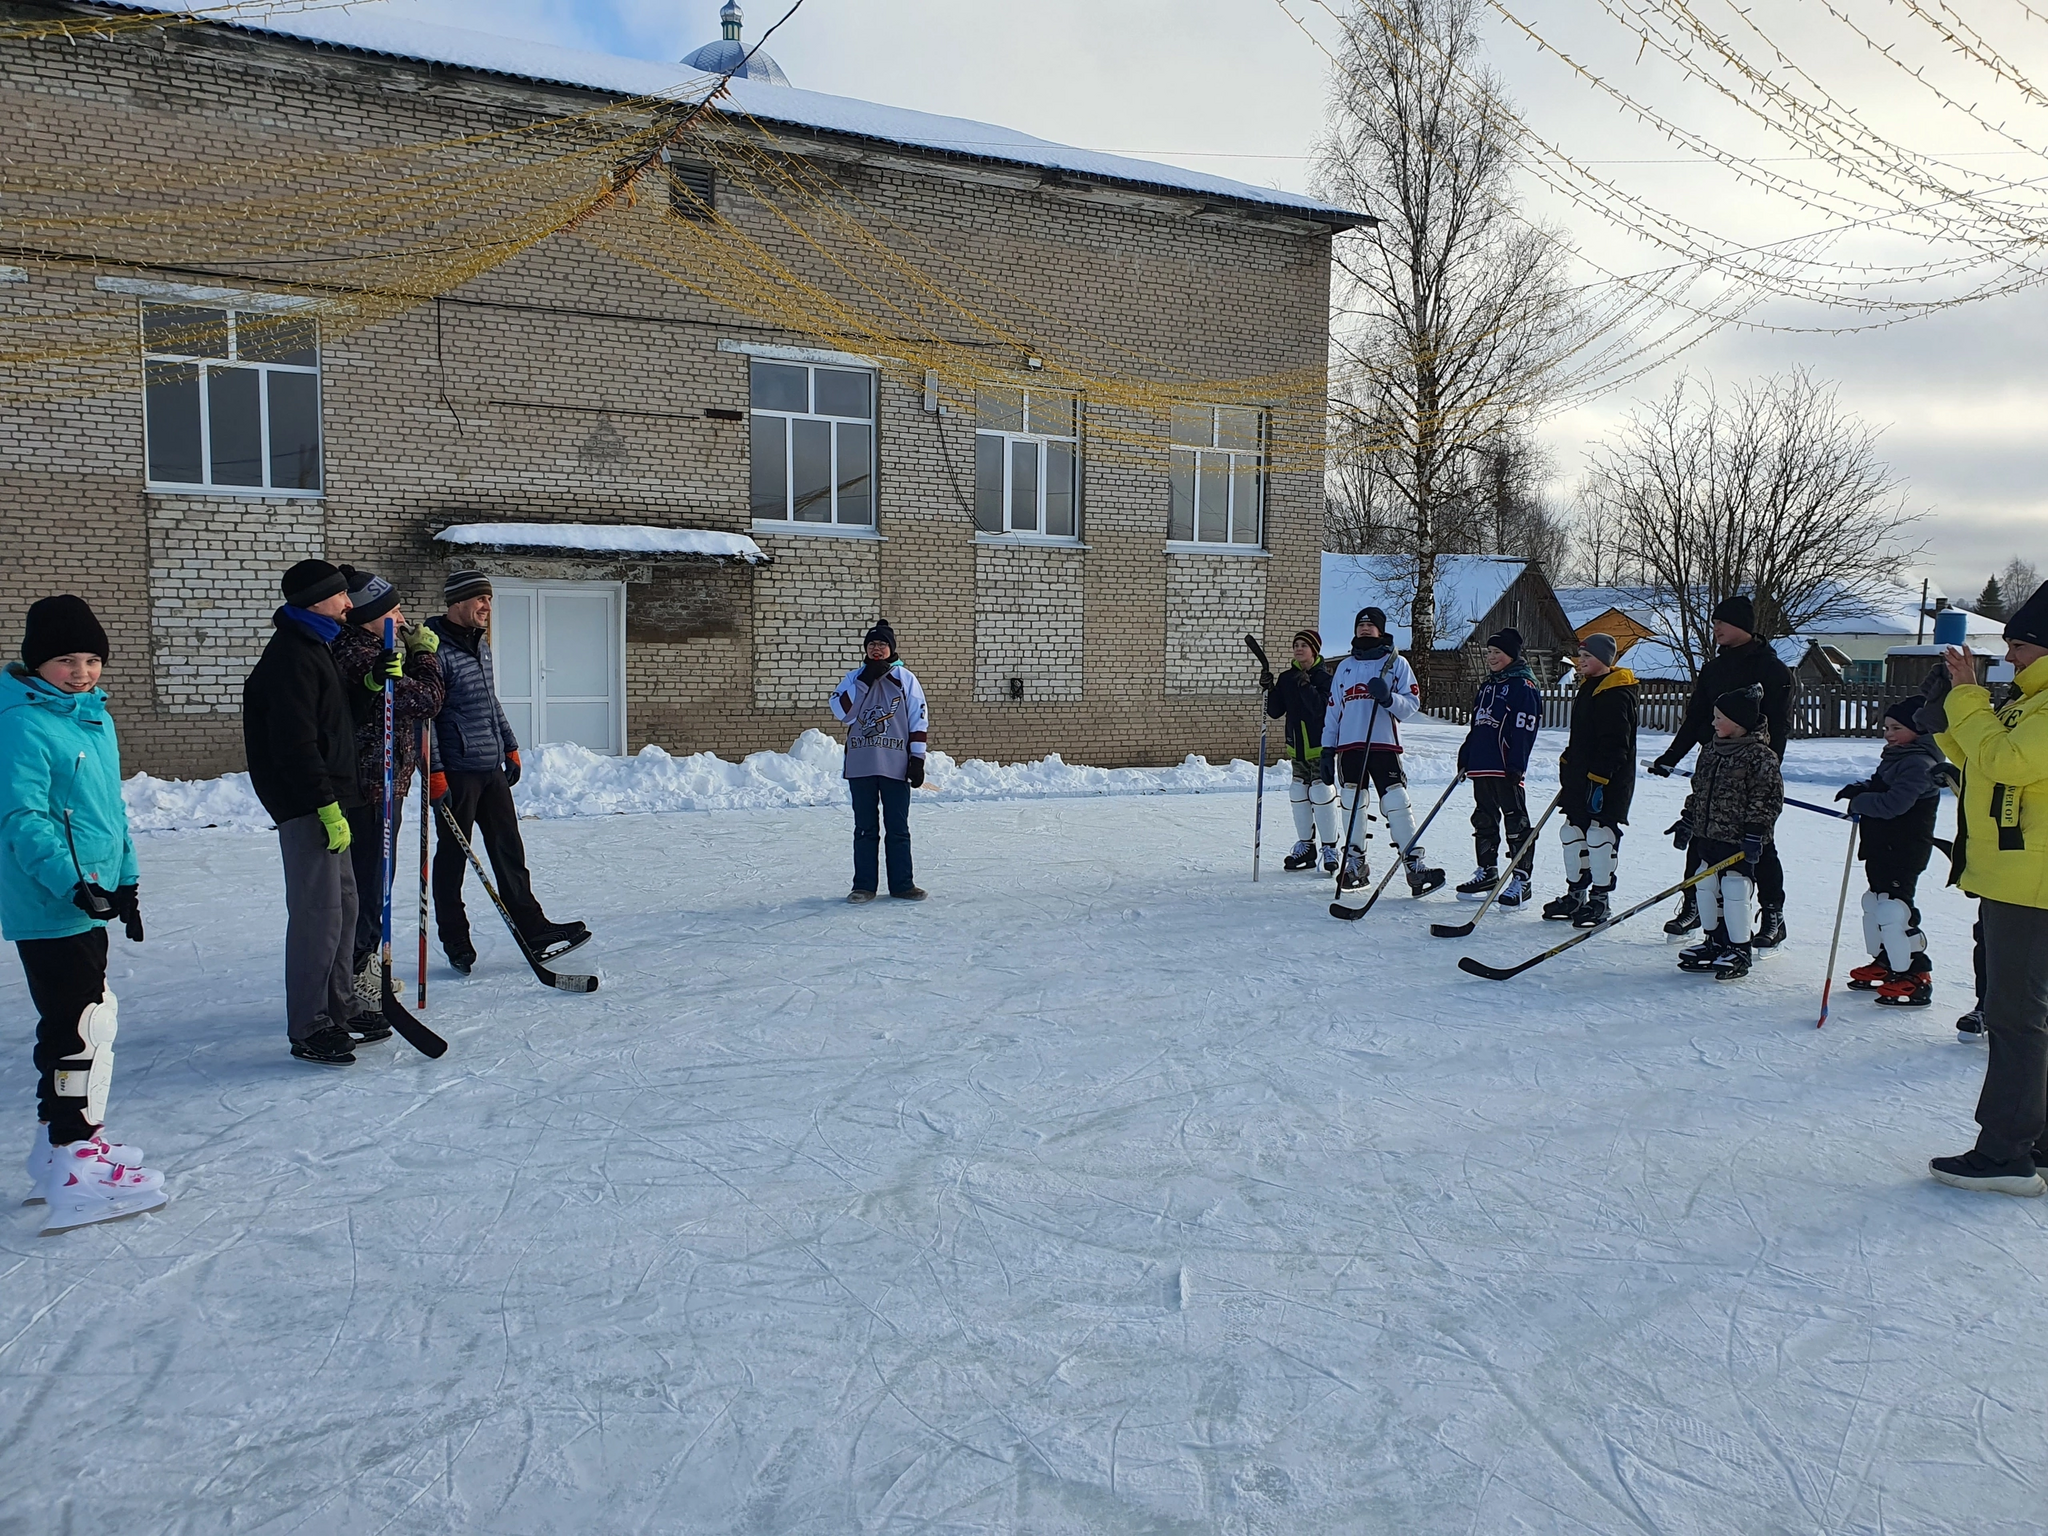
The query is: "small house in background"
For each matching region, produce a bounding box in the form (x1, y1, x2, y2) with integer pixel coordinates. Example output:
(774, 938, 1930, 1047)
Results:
(1319, 554, 1577, 699)
(1556, 586, 1667, 656)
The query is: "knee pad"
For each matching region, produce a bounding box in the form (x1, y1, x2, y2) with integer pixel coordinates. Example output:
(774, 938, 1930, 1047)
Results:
(1587, 823, 1618, 887)
(1860, 889, 1882, 956)
(1559, 823, 1588, 879)
(1310, 782, 1340, 843)
(1721, 873, 1754, 943)
(1288, 778, 1314, 839)
(1381, 785, 1418, 848)
(1872, 893, 1922, 971)
(53, 988, 119, 1126)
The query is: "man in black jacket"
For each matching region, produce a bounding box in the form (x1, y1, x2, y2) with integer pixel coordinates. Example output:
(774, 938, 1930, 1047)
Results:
(242, 559, 366, 1066)
(1648, 594, 1795, 946)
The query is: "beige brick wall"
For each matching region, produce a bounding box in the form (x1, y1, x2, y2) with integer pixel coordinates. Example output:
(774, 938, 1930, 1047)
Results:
(0, 14, 1333, 777)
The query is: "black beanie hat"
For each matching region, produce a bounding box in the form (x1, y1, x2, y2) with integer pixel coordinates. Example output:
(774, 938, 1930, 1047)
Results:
(1712, 593, 1757, 635)
(281, 558, 347, 608)
(21, 595, 110, 671)
(863, 619, 898, 656)
(1579, 632, 1619, 667)
(2004, 580, 2048, 650)
(1883, 698, 1923, 731)
(341, 565, 400, 627)
(445, 570, 493, 606)
(1485, 627, 1523, 660)
(1714, 683, 1764, 732)
(1293, 628, 1321, 655)
(1354, 606, 1388, 635)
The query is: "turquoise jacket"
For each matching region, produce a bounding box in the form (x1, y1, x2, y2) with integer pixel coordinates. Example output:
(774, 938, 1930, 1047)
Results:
(0, 662, 138, 942)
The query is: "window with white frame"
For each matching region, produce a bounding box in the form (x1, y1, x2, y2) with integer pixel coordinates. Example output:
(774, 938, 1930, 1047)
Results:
(1168, 404, 1264, 546)
(974, 387, 1079, 539)
(749, 360, 874, 526)
(142, 304, 321, 492)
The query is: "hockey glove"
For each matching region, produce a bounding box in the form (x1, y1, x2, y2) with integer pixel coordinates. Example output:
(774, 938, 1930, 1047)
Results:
(1259, 667, 1275, 694)
(1667, 816, 1691, 851)
(429, 771, 449, 802)
(1741, 832, 1764, 867)
(503, 749, 522, 788)
(71, 880, 116, 920)
(404, 621, 441, 655)
(907, 756, 926, 789)
(1647, 759, 1674, 778)
(1319, 754, 1336, 786)
(363, 646, 403, 691)
(113, 883, 143, 943)
(316, 801, 352, 854)
(1365, 675, 1392, 706)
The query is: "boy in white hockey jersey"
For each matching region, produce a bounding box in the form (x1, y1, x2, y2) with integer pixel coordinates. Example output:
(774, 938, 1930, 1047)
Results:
(1321, 607, 1443, 897)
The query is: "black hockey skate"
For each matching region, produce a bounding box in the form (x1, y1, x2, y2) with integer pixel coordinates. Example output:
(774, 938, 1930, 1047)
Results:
(1956, 1008, 1986, 1038)
(1753, 906, 1787, 950)
(1571, 883, 1613, 928)
(1282, 838, 1318, 872)
(527, 920, 591, 962)
(1455, 867, 1497, 902)
(1713, 942, 1753, 981)
(1336, 846, 1369, 890)
(1678, 928, 1728, 972)
(1543, 877, 1589, 922)
(1663, 889, 1700, 936)
(1405, 852, 1446, 896)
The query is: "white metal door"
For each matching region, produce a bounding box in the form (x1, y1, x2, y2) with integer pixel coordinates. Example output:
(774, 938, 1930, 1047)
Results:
(488, 579, 624, 754)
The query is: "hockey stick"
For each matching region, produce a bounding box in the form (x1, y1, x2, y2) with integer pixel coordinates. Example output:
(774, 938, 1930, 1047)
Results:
(1430, 786, 1562, 938)
(1459, 853, 1746, 982)
(1651, 764, 1852, 822)
(1246, 636, 1271, 882)
(417, 719, 430, 1010)
(379, 618, 447, 1058)
(434, 800, 598, 993)
(1816, 820, 1861, 1029)
(1334, 772, 1466, 922)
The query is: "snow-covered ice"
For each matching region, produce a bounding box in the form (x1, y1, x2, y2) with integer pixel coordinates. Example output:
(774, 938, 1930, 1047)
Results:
(7, 720, 2046, 1531)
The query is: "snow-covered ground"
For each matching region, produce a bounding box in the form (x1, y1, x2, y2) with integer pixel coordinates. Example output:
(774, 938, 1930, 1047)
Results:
(6, 720, 2045, 1532)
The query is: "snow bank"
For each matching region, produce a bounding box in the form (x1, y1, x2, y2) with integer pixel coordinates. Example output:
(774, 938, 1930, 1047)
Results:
(435, 523, 766, 563)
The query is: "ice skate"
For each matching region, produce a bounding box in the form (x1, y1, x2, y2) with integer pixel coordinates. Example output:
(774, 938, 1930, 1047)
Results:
(1847, 958, 1891, 991)
(1753, 906, 1787, 950)
(1336, 846, 1368, 890)
(1456, 866, 1497, 902)
(526, 919, 590, 960)
(1494, 871, 1530, 910)
(25, 1124, 145, 1207)
(1678, 929, 1727, 972)
(351, 951, 381, 1016)
(291, 1019, 357, 1065)
(1282, 838, 1318, 872)
(39, 1142, 165, 1234)
(1404, 850, 1445, 896)
(1571, 883, 1612, 928)
(1320, 843, 1340, 875)
(1876, 957, 1933, 1008)
(1542, 877, 1587, 922)
(1956, 1008, 1985, 1038)
(1663, 888, 1700, 936)
(1712, 942, 1753, 981)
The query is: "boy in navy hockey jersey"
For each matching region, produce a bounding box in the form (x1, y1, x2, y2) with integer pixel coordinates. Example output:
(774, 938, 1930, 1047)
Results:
(1455, 629, 1541, 906)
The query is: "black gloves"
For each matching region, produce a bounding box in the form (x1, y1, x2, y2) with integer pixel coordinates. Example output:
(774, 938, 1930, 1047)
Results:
(71, 881, 116, 920)
(1365, 675, 1392, 707)
(907, 757, 926, 789)
(503, 750, 522, 788)
(1741, 832, 1764, 866)
(1667, 816, 1691, 850)
(1916, 663, 1953, 735)
(1647, 759, 1674, 778)
(1834, 783, 1863, 802)
(113, 883, 143, 942)
(1259, 667, 1275, 693)
(1319, 754, 1336, 786)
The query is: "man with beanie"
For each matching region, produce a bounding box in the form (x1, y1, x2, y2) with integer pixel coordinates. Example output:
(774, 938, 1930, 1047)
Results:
(1648, 593, 1795, 944)
(333, 567, 444, 1029)
(1264, 628, 1341, 872)
(426, 571, 587, 975)
(243, 559, 366, 1065)
(1456, 629, 1540, 905)
(1322, 607, 1442, 897)
(3, 596, 166, 1231)
(1545, 633, 1639, 927)
(1926, 580, 2048, 1195)
(830, 620, 929, 902)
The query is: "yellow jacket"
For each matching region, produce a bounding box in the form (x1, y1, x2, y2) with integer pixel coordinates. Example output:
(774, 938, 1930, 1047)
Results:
(1937, 653, 2048, 909)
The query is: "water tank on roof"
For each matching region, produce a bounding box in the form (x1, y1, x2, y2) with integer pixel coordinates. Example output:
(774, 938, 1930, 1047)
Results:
(1933, 608, 1969, 648)
(682, 2, 792, 86)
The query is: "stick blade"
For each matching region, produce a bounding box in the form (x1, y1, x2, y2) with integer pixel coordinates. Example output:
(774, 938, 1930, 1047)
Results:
(382, 974, 449, 1058)
(1457, 956, 1521, 981)
(1430, 921, 1477, 939)
(1328, 901, 1367, 921)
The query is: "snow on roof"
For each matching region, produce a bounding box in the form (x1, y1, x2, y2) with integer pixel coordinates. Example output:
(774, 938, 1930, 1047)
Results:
(1320, 554, 1530, 652)
(1617, 633, 1818, 682)
(1554, 585, 1680, 631)
(108, 4, 1363, 223)
(435, 523, 766, 562)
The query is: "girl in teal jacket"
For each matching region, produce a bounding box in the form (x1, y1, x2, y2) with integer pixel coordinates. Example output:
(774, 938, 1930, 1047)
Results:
(1, 596, 162, 1232)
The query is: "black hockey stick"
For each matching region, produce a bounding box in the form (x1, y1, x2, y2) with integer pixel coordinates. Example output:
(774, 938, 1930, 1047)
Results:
(435, 801, 599, 994)
(1334, 772, 1466, 921)
(1430, 786, 1563, 938)
(1458, 852, 1745, 981)
(1246, 636, 1271, 881)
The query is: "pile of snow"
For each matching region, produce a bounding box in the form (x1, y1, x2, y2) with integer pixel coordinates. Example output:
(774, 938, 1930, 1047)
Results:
(434, 523, 766, 563)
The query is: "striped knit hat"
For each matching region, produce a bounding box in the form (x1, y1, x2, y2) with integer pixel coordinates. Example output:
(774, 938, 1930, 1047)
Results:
(445, 570, 492, 605)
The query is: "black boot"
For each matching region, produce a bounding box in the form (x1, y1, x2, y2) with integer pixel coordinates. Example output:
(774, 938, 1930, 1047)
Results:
(1678, 926, 1727, 972)
(1713, 941, 1753, 981)
(1543, 877, 1589, 922)
(1571, 883, 1613, 928)
(1753, 905, 1787, 950)
(1664, 888, 1700, 936)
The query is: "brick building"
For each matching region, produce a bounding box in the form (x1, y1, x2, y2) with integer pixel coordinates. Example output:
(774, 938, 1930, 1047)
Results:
(0, 3, 1362, 778)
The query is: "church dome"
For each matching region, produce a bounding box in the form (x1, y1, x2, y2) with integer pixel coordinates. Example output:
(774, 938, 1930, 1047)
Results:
(682, 2, 792, 86)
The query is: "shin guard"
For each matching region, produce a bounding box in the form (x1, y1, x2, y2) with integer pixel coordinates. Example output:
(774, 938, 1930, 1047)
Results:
(52, 989, 119, 1128)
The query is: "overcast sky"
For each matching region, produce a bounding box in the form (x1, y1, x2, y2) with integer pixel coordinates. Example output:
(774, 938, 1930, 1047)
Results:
(377, 0, 2047, 604)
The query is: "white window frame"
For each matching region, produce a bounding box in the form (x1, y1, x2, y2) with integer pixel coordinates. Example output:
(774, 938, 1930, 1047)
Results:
(747, 359, 877, 530)
(1169, 405, 1265, 548)
(488, 578, 628, 756)
(140, 302, 323, 496)
(974, 387, 1081, 542)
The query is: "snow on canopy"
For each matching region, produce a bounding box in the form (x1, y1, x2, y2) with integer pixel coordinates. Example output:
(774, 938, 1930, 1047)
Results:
(1320, 554, 1530, 653)
(96, 3, 1363, 223)
(434, 523, 768, 562)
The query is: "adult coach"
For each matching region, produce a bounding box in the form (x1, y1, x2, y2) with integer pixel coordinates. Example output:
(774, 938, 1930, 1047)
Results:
(829, 620, 928, 902)
(426, 572, 587, 974)
(1927, 582, 2048, 1195)
(1647, 595, 1793, 946)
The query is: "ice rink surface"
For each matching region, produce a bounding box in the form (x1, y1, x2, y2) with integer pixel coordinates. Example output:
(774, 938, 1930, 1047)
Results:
(4, 724, 2045, 1533)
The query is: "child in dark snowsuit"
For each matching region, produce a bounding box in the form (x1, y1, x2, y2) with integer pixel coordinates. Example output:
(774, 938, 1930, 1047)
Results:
(1673, 685, 1784, 980)
(1837, 698, 1947, 1007)
(1455, 627, 1541, 906)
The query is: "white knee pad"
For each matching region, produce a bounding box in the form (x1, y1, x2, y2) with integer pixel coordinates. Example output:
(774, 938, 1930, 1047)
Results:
(1339, 783, 1366, 848)
(1587, 823, 1618, 888)
(1381, 785, 1418, 853)
(1559, 823, 1589, 881)
(1699, 872, 1725, 933)
(1720, 872, 1754, 944)
(1860, 889, 1882, 957)
(53, 988, 119, 1126)
(1310, 780, 1340, 845)
(1288, 778, 1314, 840)
(1871, 893, 1922, 971)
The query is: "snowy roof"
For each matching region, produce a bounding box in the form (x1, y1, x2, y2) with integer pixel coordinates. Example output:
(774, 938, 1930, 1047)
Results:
(435, 523, 767, 563)
(105, 4, 1365, 225)
(1554, 585, 1679, 631)
(1618, 633, 1825, 682)
(1319, 554, 1532, 652)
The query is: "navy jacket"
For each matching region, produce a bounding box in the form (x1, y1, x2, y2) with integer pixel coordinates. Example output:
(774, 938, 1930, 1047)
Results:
(1846, 734, 1946, 895)
(1458, 661, 1541, 780)
(425, 616, 518, 775)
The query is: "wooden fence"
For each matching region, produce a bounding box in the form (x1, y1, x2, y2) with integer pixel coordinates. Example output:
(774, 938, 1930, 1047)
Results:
(1426, 682, 1894, 739)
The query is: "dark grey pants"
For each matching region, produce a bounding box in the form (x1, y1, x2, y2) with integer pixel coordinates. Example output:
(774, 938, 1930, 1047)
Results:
(279, 811, 359, 1042)
(1973, 898, 2048, 1164)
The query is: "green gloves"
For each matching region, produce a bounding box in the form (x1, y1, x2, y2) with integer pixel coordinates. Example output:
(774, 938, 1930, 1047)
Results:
(362, 644, 404, 692)
(317, 802, 351, 853)
(404, 622, 440, 656)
